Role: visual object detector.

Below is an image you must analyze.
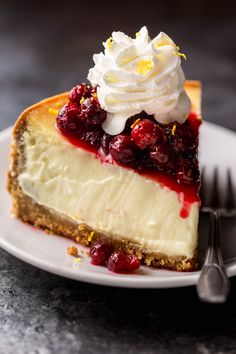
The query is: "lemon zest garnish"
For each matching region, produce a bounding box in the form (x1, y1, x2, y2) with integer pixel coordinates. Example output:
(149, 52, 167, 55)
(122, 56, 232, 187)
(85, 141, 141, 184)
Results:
(174, 46, 187, 60)
(136, 59, 153, 75)
(136, 31, 140, 38)
(130, 118, 141, 129)
(73, 257, 81, 263)
(55, 102, 62, 108)
(48, 108, 59, 115)
(80, 97, 85, 104)
(171, 124, 177, 136)
(88, 231, 94, 242)
(178, 52, 187, 60)
(106, 37, 113, 49)
(73, 212, 79, 221)
(92, 92, 97, 98)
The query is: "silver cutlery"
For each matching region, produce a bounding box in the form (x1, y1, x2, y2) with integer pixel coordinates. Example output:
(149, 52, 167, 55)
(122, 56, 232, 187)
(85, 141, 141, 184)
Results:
(197, 168, 235, 303)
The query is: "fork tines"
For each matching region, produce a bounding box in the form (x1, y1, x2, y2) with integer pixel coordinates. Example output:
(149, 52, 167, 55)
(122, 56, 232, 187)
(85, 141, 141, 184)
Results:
(225, 169, 236, 210)
(200, 167, 236, 213)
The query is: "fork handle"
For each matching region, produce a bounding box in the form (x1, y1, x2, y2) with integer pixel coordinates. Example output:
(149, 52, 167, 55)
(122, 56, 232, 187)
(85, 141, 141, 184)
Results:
(197, 210, 230, 303)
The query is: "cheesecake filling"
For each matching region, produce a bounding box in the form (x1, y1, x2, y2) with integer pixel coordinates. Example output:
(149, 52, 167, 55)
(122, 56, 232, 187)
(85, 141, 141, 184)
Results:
(18, 126, 199, 259)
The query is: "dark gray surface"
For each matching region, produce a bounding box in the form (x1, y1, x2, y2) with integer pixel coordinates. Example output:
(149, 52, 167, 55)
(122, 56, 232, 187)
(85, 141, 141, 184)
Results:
(1, 1, 236, 353)
(1, 250, 236, 354)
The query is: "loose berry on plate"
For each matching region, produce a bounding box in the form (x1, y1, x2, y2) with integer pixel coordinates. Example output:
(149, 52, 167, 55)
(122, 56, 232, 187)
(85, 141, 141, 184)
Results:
(90, 241, 114, 266)
(80, 97, 107, 126)
(68, 83, 91, 104)
(131, 119, 162, 149)
(108, 252, 141, 273)
(109, 135, 137, 165)
(56, 103, 81, 134)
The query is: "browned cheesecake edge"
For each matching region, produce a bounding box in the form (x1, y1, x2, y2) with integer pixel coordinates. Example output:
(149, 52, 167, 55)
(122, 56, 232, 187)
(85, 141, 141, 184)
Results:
(7, 86, 200, 272)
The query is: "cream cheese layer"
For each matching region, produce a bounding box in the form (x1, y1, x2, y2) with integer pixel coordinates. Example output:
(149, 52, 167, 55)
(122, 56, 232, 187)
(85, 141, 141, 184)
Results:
(18, 115, 199, 259)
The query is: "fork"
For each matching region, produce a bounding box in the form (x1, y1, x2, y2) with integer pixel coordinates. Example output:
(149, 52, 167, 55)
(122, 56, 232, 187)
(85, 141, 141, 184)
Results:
(197, 167, 236, 303)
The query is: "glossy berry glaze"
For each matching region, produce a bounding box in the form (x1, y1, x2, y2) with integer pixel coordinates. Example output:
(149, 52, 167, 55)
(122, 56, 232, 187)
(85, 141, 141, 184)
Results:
(90, 241, 141, 273)
(56, 84, 201, 220)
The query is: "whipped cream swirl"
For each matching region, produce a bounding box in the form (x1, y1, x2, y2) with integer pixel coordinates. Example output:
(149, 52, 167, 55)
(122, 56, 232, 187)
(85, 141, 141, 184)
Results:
(88, 26, 191, 135)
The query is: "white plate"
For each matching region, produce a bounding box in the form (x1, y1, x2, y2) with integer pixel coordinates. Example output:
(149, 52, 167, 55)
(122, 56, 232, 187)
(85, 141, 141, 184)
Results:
(1, 123, 236, 288)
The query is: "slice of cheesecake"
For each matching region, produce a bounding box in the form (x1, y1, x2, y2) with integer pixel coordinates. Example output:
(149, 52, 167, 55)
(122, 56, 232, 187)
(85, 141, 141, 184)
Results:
(7, 80, 201, 271)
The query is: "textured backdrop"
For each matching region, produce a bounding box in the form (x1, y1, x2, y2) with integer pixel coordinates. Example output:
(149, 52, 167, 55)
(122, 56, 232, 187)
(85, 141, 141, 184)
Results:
(1, 1, 236, 353)
(0, 0, 236, 132)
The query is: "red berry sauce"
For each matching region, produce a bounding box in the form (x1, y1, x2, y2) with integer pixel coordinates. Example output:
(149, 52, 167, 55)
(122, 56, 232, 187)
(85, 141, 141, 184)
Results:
(56, 83, 201, 220)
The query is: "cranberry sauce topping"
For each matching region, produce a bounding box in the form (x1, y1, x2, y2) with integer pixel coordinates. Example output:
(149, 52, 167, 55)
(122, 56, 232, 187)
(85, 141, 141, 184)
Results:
(89, 240, 141, 273)
(131, 119, 162, 149)
(56, 103, 81, 134)
(110, 135, 137, 164)
(68, 83, 91, 104)
(56, 84, 201, 217)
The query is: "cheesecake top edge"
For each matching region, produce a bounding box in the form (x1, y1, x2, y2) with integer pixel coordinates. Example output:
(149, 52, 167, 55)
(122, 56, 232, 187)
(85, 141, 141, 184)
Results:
(12, 80, 202, 140)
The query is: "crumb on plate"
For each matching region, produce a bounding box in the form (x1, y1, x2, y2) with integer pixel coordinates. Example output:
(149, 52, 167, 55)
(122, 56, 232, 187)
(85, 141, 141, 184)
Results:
(67, 245, 78, 257)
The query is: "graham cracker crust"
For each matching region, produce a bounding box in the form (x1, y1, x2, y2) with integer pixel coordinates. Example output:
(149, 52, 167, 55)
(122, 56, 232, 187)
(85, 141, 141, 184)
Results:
(7, 88, 200, 272)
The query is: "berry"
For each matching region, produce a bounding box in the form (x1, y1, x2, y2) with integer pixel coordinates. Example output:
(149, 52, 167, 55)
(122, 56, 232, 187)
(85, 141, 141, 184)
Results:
(80, 97, 107, 126)
(176, 157, 199, 184)
(91, 85, 98, 96)
(60, 87, 201, 185)
(131, 119, 162, 149)
(90, 241, 114, 266)
(68, 83, 91, 104)
(56, 103, 81, 134)
(188, 112, 201, 136)
(124, 112, 149, 134)
(168, 122, 195, 153)
(101, 133, 113, 155)
(109, 135, 137, 165)
(108, 252, 140, 273)
(149, 143, 175, 172)
(137, 151, 155, 171)
(84, 128, 103, 149)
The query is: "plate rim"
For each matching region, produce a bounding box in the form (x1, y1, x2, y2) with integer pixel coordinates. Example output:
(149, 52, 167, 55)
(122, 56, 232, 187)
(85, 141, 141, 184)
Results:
(1, 122, 236, 288)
